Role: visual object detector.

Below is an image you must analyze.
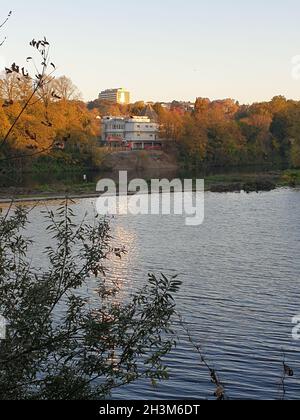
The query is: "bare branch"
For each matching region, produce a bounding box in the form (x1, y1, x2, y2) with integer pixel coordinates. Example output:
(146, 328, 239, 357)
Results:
(0, 11, 12, 46)
(0, 140, 56, 162)
(0, 11, 12, 30)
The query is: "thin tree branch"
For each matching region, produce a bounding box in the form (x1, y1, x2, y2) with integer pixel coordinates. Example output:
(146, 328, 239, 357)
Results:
(0, 140, 56, 162)
(0, 11, 12, 30)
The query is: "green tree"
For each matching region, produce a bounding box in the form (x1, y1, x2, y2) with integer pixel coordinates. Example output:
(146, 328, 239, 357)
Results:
(207, 121, 246, 165)
(180, 114, 207, 163)
(270, 103, 300, 162)
(0, 203, 180, 400)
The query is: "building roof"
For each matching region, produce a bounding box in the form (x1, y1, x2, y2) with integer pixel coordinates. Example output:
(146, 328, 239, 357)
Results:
(100, 88, 129, 93)
(102, 115, 159, 125)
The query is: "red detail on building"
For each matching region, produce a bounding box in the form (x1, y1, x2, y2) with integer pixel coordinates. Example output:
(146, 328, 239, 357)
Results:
(107, 136, 124, 143)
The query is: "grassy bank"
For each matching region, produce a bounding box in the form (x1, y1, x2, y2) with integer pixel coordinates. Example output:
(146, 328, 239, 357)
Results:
(204, 169, 300, 192)
(0, 182, 97, 200)
(0, 169, 299, 201)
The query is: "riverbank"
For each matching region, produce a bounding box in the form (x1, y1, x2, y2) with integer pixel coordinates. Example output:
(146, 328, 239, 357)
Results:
(100, 150, 179, 171)
(205, 169, 300, 192)
(0, 169, 299, 203)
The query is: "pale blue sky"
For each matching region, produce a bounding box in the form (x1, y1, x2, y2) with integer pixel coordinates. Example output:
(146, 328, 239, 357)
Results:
(2, 0, 300, 103)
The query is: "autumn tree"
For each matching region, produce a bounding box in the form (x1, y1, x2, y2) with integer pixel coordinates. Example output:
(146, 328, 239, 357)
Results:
(179, 114, 207, 163)
(194, 97, 210, 119)
(53, 76, 81, 101)
(0, 36, 103, 173)
(236, 102, 275, 162)
(0, 73, 21, 102)
(153, 106, 184, 141)
(130, 101, 145, 115)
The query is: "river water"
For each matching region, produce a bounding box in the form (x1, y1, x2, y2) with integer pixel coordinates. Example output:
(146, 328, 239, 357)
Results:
(22, 187, 300, 400)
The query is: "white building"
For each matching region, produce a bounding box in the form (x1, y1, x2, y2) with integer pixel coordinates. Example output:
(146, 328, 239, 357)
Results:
(101, 116, 161, 150)
(99, 88, 131, 105)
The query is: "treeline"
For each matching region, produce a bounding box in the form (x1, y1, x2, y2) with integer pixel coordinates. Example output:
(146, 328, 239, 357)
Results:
(2, 70, 300, 174)
(87, 98, 150, 117)
(0, 74, 102, 172)
(155, 96, 300, 168)
(88, 95, 300, 169)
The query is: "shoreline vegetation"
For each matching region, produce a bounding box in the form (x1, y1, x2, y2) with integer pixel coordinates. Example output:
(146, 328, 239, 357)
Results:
(1, 168, 299, 203)
(2, 87, 300, 202)
(2, 67, 300, 202)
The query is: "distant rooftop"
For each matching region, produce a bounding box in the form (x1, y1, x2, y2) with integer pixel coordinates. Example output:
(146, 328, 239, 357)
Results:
(100, 88, 129, 93)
